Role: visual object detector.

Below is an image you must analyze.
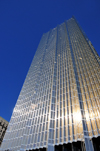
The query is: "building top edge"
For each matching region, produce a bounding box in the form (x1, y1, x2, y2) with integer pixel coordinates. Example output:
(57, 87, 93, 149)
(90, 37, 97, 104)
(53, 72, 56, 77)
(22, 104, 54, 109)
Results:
(43, 17, 74, 35)
(0, 116, 9, 123)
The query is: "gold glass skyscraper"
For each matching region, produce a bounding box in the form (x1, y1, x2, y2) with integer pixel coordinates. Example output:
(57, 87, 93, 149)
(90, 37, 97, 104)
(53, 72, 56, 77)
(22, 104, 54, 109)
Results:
(0, 17, 100, 151)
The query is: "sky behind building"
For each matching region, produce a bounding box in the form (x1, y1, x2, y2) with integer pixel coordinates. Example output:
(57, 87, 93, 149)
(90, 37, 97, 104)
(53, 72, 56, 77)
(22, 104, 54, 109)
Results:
(0, 0, 100, 122)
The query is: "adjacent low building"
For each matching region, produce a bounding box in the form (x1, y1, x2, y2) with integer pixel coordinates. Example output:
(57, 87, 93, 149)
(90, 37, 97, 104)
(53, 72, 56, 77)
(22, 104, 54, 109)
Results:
(0, 117, 8, 146)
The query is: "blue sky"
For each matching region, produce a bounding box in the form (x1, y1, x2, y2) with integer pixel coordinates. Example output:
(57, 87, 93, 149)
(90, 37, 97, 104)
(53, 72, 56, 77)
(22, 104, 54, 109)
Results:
(0, 0, 100, 122)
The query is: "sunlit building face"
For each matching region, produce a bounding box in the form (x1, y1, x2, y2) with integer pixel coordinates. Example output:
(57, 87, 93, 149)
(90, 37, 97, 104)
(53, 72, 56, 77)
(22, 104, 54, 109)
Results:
(1, 17, 100, 151)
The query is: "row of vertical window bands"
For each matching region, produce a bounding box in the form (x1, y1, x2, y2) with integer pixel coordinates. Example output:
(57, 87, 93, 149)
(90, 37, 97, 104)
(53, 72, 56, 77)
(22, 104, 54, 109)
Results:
(2, 132, 100, 146)
(56, 69, 99, 81)
(54, 84, 99, 93)
(73, 51, 98, 76)
(8, 112, 100, 135)
(8, 115, 50, 130)
(69, 38, 96, 65)
(12, 97, 99, 119)
(53, 77, 99, 88)
(11, 105, 100, 126)
(72, 47, 98, 81)
(4, 129, 48, 141)
(13, 95, 100, 117)
(74, 39, 99, 66)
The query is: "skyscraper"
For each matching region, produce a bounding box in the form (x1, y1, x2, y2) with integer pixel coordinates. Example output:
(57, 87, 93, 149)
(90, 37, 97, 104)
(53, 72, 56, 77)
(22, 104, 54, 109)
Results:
(0, 17, 100, 151)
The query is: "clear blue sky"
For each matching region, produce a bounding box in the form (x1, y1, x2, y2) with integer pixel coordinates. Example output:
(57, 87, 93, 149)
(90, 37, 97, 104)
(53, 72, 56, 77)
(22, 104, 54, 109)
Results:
(0, 0, 100, 122)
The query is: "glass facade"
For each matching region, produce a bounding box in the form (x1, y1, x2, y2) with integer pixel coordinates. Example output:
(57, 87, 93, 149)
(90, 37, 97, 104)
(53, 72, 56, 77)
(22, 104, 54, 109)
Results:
(0, 17, 100, 151)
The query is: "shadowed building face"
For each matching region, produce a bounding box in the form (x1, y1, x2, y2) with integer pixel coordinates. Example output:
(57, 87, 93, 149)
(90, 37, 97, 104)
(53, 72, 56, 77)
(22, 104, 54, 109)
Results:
(0, 117, 8, 147)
